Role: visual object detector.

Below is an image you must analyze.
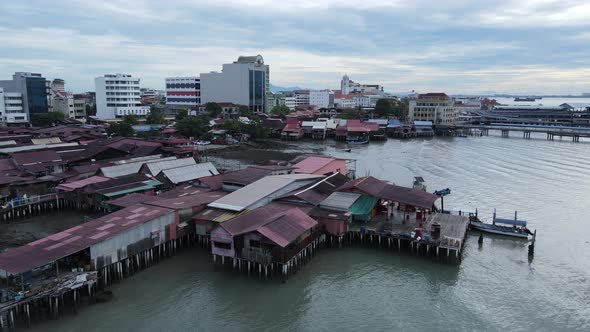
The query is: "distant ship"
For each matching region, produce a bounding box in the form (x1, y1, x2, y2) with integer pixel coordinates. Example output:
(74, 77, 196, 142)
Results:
(514, 97, 542, 102)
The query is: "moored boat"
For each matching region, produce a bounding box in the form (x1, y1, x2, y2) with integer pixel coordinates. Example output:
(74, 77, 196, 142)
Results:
(470, 210, 534, 239)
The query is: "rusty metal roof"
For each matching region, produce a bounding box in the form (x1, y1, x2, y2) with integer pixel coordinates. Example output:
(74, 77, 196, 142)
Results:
(0, 204, 173, 275)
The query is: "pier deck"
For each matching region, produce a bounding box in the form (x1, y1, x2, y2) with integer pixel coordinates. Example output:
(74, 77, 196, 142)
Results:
(348, 210, 470, 262)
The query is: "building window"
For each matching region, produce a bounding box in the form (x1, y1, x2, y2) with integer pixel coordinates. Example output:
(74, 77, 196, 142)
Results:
(213, 241, 231, 250)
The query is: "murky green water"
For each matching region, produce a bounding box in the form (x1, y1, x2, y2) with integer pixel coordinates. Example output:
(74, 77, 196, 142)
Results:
(32, 133, 590, 331)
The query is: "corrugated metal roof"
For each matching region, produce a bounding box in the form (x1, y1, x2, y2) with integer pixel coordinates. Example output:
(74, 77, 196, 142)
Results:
(216, 204, 316, 248)
(56, 176, 112, 192)
(257, 209, 317, 247)
(145, 191, 225, 209)
(106, 193, 159, 208)
(208, 174, 323, 212)
(159, 162, 219, 184)
(103, 180, 161, 197)
(144, 157, 196, 175)
(223, 167, 272, 186)
(0, 143, 78, 154)
(293, 156, 338, 174)
(319, 192, 361, 211)
(100, 157, 177, 178)
(349, 195, 378, 215)
(0, 204, 173, 274)
(31, 137, 62, 145)
(0, 140, 17, 147)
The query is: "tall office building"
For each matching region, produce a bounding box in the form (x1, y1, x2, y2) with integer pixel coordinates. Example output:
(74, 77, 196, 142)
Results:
(94, 74, 149, 120)
(201, 55, 269, 112)
(165, 77, 200, 106)
(0, 72, 49, 125)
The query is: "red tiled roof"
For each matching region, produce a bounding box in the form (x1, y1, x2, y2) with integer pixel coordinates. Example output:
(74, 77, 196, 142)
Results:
(282, 122, 303, 133)
(346, 120, 370, 133)
(0, 204, 173, 274)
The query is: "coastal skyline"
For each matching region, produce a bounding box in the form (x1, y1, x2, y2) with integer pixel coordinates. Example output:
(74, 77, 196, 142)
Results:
(1, 0, 589, 94)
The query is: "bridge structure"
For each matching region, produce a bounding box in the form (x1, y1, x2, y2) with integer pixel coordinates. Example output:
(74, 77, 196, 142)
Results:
(435, 123, 590, 142)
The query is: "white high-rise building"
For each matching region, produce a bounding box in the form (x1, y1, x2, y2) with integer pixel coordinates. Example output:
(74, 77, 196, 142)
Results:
(201, 55, 269, 113)
(0, 88, 27, 124)
(309, 90, 334, 109)
(95, 74, 149, 120)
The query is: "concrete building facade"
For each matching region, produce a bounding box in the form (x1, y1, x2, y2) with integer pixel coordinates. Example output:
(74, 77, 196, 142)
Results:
(165, 77, 200, 107)
(309, 90, 334, 109)
(409, 93, 456, 124)
(95, 74, 149, 120)
(200, 55, 269, 113)
(0, 72, 49, 125)
(340, 74, 384, 95)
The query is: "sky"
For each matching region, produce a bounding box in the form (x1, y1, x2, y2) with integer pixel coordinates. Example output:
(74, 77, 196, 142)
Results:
(1, 0, 589, 95)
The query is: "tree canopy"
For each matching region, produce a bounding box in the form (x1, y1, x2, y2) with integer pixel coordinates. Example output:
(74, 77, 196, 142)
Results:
(31, 112, 65, 127)
(205, 102, 222, 118)
(176, 109, 188, 121)
(271, 105, 290, 118)
(374, 99, 393, 118)
(146, 107, 165, 124)
(221, 120, 269, 139)
(107, 122, 134, 137)
(122, 114, 139, 125)
(175, 115, 210, 139)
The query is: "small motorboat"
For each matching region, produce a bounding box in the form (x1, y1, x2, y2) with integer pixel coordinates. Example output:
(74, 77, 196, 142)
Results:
(470, 210, 534, 239)
(343, 148, 351, 152)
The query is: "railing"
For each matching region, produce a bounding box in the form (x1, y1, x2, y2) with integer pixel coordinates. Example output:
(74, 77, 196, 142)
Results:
(1, 193, 59, 210)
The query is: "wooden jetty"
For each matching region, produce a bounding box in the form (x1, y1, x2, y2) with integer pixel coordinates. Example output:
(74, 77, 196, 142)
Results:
(345, 211, 469, 264)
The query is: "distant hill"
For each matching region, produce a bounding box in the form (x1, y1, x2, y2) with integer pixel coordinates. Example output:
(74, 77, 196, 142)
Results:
(269, 84, 306, 93)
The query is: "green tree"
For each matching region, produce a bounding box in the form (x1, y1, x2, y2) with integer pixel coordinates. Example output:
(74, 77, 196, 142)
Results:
(176, 109, 188, 121)
(146, 106, 165, 124)
(31, 112, 65, 127)
(222, 120, 244, 134)
(107, 122, 134, 137)
(122, 114, 139, 125)
(176, 116, 210, 139)
(337, 108, 362, 120)
(271, 105, 290, 118)
(374, 99, 393, 118)
(205, 102, 222, 118)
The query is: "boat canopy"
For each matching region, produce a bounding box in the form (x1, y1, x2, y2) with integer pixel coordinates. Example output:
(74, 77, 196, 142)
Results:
(495, 218, 527, 227)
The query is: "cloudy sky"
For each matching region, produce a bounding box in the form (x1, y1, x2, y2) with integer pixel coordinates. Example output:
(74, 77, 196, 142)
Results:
(1, 0, 589, 94)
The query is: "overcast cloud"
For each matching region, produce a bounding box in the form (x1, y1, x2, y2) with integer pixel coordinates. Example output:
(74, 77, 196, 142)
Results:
(1, 0, 589, 94)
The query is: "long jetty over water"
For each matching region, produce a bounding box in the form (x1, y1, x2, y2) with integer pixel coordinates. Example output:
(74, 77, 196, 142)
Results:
(436, 123, 590, 142)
